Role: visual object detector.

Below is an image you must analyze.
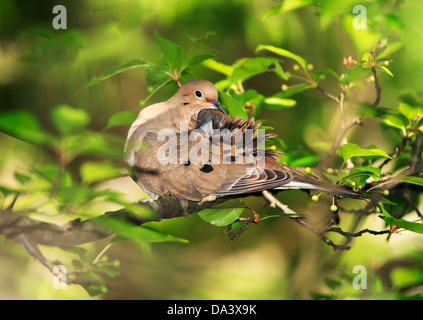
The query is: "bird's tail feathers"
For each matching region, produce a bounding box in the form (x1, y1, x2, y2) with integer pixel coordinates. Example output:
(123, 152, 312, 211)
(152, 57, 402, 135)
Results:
(275, 179, 383, 202)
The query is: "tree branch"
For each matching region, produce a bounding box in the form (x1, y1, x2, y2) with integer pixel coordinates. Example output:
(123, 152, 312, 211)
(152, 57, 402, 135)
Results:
(0, 193, 229, 249)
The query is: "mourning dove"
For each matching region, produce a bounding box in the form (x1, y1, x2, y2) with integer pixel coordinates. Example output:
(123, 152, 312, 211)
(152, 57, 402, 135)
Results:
(124, 79, 370, 202)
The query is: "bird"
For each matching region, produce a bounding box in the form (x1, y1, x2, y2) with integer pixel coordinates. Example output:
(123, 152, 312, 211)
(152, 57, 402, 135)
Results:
(124, 79, 372, 202)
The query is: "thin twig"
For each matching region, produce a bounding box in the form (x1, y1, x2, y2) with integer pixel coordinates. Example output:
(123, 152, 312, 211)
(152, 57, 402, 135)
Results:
(316, 85, 341, 104)
(371, 67, 382, 107)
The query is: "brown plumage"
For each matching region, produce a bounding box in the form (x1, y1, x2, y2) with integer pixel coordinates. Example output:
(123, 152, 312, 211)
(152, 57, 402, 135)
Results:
(124, 79, 371, 202)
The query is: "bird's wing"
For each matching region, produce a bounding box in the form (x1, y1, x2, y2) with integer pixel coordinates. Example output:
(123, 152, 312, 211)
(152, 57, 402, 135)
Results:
(193, 109, 297, 196)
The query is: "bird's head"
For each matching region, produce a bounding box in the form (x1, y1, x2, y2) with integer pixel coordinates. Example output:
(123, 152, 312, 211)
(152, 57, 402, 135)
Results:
(171, 79, 227, 116)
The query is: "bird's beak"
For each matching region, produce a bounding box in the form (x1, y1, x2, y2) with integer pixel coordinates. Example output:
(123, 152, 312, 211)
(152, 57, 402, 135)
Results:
(212, 100, 227, 115)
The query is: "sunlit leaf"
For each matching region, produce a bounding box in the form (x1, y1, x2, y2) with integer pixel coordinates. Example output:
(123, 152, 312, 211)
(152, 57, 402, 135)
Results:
(401, 176, 423, 186)
(256, 44, 308, 71)
(377, 65, 394, 77)
(181, 54, 215, 69)
(80, 161, 123, 184)
(198, 200, 246, 227)
(202, 59, 233, 76)
(105, 111, 138, 130)
(262, 97, 296, 108)
(51, 104, 91, 135)
(399, 102, 423, 120)
(341, 143, 391, 161)
(262, 0, 315, 20)
(276, 83, 311, 98)
(62, 132, 123, 159)
(379, 204, 423, 234)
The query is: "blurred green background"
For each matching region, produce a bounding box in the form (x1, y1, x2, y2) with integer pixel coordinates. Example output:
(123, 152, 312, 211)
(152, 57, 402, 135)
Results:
(1, 0, 423, 299)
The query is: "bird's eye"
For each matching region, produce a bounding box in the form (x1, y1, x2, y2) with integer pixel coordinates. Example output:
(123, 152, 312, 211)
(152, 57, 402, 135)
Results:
(194, 90, 204, 98)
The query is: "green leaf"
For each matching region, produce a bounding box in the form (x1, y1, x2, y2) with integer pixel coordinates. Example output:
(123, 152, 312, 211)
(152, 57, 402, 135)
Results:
(289, 155, 320, 167)
(276, 83, 311, 98)
(341, 143, 391, 161)
(377, 65, 394, 77)
(181, 54, 216, 69)
(145, 63, 172, 85)
(79, 272, 107, 297)
(0, 111, 54, 146)
(311, 67, 339, 81)
(338, 72, 351, 85)
(230, 57, 287, 84)
(325, 276, 342, 291)
(80, 161, 123, 184)
(256, 44, 307, 71)
(399, 102, 423, 120)
(105, 111, 138, 130)
(62, 132, 123, 159)
(0, 185, 20, 197)
(262, 97, 296, 108)
(78, 59, 149, 92)
(14, 171, 31, 185)
(198, 200, 245, 227)
(51, 104, 91, 135)
(133, 226, 189, 244)
(219, 91, 249, 120)
(201, 59, 234, 76)
(382, 113, 408, 131)
(262, 0, 315, 20)
(401, 176, 423, 186)
(338, 167, 382, 186)
(100, 218, 188, 254)
(379, 204, 423, 234)
(154, 31, 183, 69)
(377, 41, 403, 60)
